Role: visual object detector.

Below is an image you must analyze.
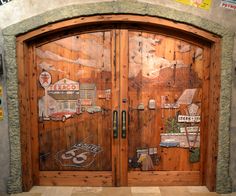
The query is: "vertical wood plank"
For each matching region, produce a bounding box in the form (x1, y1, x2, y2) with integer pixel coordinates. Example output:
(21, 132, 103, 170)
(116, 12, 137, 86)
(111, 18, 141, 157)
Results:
(119, 29, 129, 186)
(29, 44, 40, 184)
(200, 45, 210, 186)
(112, 29, 120, 186)
(17, 40, 33, 191)
(205, 40, 221, 191)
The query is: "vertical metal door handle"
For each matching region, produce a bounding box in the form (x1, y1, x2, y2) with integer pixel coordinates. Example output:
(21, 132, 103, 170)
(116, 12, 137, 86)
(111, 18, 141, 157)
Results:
(122, 110, 126, 138)
(113, 110, 118, 139)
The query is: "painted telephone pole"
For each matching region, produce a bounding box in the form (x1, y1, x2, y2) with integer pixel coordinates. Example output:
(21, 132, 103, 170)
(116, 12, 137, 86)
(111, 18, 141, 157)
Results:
(39, 71, 52, 118)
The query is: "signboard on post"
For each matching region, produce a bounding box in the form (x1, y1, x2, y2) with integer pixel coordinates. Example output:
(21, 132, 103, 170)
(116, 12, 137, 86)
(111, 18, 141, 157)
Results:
(178, 115, 201, 123)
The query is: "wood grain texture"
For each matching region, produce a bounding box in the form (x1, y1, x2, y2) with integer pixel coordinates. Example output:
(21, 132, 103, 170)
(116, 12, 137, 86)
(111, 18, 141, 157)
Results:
(17, 15, 219, 43)
(205, 40, 221, 191)
(17, 40, 34, 191)
(127, 31, 203, 172)
(200, 46, 211, 186)
(128, 171, 201, 186)
(112, 29, 120, 186)
(36, 32, 113, 172)
(119, 29, 129, 186)
(39, 171, 112, 186)
(17, 15, 220, 190)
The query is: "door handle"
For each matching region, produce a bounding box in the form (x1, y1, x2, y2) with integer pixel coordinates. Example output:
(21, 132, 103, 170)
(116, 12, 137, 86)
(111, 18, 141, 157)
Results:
(122, 110, 126, 139)
(113, 110, 118, 139)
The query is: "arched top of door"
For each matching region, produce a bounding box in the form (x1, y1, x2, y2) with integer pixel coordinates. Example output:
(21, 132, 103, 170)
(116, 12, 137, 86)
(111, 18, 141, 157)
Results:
(15, 14, 220, 45)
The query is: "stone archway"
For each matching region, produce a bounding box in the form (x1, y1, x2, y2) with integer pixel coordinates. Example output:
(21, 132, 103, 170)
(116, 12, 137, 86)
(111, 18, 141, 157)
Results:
(2, 1, 234, 193)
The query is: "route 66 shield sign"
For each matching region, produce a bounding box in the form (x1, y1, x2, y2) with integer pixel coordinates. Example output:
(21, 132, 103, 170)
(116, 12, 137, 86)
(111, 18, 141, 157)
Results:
(55, 143, 102, 168)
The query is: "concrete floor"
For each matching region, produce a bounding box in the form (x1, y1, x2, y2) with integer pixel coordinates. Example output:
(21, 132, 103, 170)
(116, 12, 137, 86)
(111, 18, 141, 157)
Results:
(10, 186, 236, 196)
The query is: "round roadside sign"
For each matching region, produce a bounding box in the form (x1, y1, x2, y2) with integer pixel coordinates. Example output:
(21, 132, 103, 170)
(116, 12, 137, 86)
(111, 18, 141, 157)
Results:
(39, 71, 52, 88)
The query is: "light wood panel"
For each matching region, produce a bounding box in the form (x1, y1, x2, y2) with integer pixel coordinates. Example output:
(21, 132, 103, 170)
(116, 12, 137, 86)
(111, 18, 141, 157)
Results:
(127, 31, 204, 171)
(17, 40, 34, 191)
(205, 39, 221, 191)
(128, 171, 201, 186)
(17, 15, 219, 43)
(119, 29, 129, 186)
(112, 29, 120, 186)
(17, 15, 220, 191)
(36, 32, 113, 172)
(39, 171, 112, 186)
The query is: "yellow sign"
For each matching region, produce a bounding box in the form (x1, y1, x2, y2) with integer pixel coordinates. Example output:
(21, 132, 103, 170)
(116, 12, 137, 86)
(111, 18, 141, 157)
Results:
(0, 108, 3, 120)
(0, 86, 2, 96)
(175, 0, 212, 10)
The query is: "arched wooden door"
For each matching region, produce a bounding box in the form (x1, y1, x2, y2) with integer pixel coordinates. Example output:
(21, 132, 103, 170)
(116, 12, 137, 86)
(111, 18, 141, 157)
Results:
(18, 16, 219, 190)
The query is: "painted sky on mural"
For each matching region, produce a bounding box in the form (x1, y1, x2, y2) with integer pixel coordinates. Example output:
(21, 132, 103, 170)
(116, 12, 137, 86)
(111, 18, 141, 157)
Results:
(36, 32, 111, 72)
(129, 35, 190, 79)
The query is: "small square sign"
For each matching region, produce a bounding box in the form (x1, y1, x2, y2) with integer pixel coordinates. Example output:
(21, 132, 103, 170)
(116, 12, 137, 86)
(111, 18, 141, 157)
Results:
(0, 85, 2, 96)
(0, 54, 3, 75)
(0, 108, 3, 120)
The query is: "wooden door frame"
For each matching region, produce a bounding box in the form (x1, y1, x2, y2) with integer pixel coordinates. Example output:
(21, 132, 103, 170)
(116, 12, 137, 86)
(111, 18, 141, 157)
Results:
(16, 14, 221, 191)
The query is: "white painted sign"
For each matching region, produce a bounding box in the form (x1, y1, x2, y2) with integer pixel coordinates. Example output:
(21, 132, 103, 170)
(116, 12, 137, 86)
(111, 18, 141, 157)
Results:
(177, 89, 196, 105)
(162, 103, 180, 109)
(180, 126, 200, 133)
(178, 115, 201, 122)
(39, 71, 52, 88)
(48, 78, 79, 91)
(188, 103, 199, 116)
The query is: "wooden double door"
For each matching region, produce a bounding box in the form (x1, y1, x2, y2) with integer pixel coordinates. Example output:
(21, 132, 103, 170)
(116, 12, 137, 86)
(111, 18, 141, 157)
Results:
(34, 26, 209, 186)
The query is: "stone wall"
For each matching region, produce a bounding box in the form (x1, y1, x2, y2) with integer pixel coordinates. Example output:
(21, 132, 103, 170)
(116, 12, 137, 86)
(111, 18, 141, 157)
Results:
(0, 29, 10, 196)
(0, 0, 235, 194)
(230, 45, 236, 191)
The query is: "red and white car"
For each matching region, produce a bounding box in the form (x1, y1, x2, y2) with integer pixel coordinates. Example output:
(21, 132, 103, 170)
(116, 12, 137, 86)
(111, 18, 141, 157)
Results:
(49, 111, 75, 122)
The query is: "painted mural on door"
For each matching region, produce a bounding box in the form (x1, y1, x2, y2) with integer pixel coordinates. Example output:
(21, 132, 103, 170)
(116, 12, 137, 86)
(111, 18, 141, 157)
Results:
(36, 29, 205, 176)
(36, 32, 112, 171)
(127, 31, 203, 171)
